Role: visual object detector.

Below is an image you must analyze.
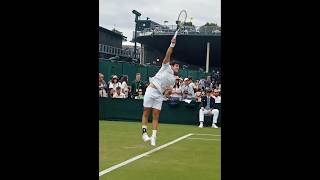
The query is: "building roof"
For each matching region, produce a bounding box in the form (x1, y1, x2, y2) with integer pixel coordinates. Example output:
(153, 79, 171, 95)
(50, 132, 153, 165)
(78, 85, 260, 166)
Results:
(99, 26, 127, 39)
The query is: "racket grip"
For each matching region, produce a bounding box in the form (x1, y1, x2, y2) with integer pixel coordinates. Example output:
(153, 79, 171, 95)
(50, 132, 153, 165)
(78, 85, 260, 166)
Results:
(173, 30, 178, 39)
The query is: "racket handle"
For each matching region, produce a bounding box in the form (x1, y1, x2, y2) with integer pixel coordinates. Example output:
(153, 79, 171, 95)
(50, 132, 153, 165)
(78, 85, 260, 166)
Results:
(173, 30, 178, 39)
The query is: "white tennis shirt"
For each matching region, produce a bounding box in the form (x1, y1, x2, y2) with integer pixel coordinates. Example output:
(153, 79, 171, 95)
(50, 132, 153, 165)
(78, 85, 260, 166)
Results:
(150, 63, 176, 94)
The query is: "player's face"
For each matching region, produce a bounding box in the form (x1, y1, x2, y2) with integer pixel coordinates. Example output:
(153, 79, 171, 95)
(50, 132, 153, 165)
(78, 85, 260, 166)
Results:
(171, 64, 180, 73)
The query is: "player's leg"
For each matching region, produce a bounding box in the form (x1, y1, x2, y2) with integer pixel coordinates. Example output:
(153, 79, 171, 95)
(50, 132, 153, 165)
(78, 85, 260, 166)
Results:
(211, 109, 219, 128)
(150, 108, 161, 146)
(141, 87, 154, 142)
(141, 107, 152, 141)
(149, 95, 163, 146)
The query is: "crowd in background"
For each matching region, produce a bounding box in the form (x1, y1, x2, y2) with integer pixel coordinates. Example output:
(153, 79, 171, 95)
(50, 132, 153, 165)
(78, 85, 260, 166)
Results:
(99, 69, 221, 103)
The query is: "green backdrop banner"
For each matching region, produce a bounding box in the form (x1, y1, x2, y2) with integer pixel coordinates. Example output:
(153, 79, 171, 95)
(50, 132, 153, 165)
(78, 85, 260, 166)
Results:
(99, 98, 221, 126)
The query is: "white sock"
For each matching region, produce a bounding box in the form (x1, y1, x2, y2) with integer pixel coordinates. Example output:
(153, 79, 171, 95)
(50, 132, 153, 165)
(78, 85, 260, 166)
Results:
(152, 130, 157, 137)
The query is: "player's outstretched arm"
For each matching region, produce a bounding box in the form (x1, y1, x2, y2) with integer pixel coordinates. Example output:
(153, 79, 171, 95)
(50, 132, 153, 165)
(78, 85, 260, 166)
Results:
(163, 37, 176, 64)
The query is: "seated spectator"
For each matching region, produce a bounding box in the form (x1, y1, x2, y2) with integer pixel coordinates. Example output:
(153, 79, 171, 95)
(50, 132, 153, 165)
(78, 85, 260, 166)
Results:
(199, 78, 206, 91)
(179, 77, 183, 86)
(134, 89, 144, 99)
(212, 88, 221, 103)
(171, 77, 182, 101)
(204, 76, 213, 89)
(99, 73, 108, 97)
(113, 86, 125, 98)
(131, 73, 145, 97)
(181, 78, 195, 100)
(194, 80, 200, 92)
(198, 89, 219, 128)
(188, 77, 195, 89)
(121, 75, 129, 98)
(195, 89, 202, 102)
(109, 75, 121, 97)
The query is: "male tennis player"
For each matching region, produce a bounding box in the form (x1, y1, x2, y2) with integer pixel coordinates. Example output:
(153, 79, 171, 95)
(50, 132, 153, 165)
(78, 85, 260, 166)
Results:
(141, 36, 179, 146)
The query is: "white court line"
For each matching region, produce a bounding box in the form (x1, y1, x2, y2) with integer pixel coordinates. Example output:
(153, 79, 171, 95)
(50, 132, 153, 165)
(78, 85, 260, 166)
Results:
(193, 133, 221, 136)
(99, 133, 193, 177)
(187, 137, 221, 141)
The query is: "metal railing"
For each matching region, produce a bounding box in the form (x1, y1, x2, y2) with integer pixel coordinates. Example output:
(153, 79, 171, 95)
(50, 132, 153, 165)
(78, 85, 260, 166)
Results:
(136, 25, 221, 38)
(99, 44, 140, 59)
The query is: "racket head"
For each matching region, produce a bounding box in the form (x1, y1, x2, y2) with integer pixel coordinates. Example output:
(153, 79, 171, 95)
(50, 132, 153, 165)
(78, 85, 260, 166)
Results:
(177, 10, 187, 29)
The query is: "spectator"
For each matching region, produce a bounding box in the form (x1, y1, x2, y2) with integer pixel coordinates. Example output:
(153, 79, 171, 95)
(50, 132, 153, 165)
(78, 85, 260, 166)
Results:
(195, 89, 202, 102)
(199, 78, 206, 90)
(188, 77, 195, 89)
(99, 73, 108, 97)
(109, 75, 122, 97)
(179, 77, 183, 86)
(204, 76, 213, 89)
(121, 75, 129, 98)
(198, 89, 219, 128)
(181, 78, 195, 100)
(131, 73, 145, 97)
(134, 89, 144, 99)
(171, 77, 182, 100)
(212, 89, 221, 103)
(213, 70, 221, 85)
(113, 86, 125, 98)
(194, 80, 200, 92)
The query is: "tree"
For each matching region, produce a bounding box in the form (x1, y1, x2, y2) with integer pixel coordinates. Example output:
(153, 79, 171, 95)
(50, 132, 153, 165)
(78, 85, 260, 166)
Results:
(184, 21, 194, 26)
(198, 22, 221, 34)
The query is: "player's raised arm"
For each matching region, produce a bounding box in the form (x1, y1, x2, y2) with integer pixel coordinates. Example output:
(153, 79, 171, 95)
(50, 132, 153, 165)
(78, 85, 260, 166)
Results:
(162, 37, 176, 64)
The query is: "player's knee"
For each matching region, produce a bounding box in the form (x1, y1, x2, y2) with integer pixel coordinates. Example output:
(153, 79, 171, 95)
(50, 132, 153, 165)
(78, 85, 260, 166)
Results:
(152, 110, 160, 119)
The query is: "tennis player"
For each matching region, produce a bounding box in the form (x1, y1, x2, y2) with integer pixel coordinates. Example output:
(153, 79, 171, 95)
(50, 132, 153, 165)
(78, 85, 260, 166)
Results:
(141, 36, 179, 146)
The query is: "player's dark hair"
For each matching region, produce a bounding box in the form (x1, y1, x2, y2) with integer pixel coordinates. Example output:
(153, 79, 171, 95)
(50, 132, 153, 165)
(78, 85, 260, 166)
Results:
(170, 61, 179, 66)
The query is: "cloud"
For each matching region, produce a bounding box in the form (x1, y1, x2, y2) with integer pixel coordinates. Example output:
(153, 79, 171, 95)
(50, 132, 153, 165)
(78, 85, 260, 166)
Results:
(99, 0, 220, 41)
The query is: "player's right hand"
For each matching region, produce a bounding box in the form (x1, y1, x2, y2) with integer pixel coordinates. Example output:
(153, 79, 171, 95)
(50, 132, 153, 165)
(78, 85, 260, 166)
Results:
(171, 37, 176, 44)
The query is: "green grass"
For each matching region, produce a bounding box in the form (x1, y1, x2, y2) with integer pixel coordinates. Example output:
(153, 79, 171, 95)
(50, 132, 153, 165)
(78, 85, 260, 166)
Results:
(99, 120, 220, 180)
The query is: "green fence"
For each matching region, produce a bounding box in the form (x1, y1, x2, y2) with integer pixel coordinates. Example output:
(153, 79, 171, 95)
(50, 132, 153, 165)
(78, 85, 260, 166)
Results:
(99, 98, 221, 126)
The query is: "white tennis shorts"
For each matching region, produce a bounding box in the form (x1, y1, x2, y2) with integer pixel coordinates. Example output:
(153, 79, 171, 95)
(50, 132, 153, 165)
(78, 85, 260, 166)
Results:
(143, 86, 163, 110)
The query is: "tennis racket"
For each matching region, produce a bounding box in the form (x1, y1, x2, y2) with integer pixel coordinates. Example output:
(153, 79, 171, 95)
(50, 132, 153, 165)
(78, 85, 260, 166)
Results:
(173, 9, 187, 39)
